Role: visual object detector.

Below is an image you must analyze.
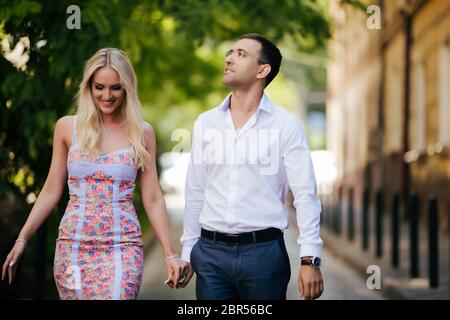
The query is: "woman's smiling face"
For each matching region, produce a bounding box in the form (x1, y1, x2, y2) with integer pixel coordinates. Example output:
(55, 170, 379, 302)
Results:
(91, 66, 125, 115)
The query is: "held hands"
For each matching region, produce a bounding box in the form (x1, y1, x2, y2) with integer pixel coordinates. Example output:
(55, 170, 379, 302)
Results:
(298, 266, 324, 300)
(2, 239, 28, 284)
(164, 255, 193, 290)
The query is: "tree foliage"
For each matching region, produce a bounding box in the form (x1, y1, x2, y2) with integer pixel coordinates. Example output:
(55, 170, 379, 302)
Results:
(0, 0, 330, 199)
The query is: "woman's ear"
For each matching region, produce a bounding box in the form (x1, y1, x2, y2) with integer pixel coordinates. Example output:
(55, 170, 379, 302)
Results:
(257, 64, 271, 81)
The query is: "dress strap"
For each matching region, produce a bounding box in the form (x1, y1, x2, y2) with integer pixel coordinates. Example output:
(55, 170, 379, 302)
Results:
(72, 116, 77, 146)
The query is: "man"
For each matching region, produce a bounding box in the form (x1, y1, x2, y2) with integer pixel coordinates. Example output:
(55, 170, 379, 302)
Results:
(178, 33, 324, 300)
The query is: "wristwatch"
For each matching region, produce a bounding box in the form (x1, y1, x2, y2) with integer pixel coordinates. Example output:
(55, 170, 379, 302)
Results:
(301, 257, 321, 270)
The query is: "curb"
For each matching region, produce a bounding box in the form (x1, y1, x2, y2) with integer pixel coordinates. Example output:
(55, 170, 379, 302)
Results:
(322, 231, 409, 300)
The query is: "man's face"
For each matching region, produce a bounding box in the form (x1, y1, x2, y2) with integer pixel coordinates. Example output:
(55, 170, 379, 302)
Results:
(223, 38, 265, 88)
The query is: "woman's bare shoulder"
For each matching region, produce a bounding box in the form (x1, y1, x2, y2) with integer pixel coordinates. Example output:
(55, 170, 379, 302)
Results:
(54, 115, 75, 147)
(142, 121, 155, 148)
(142, 121, 155, 137)
(56, 115, 74, 126)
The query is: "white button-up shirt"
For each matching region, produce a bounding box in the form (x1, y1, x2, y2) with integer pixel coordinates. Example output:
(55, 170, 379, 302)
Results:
(181, 93, 323, 262)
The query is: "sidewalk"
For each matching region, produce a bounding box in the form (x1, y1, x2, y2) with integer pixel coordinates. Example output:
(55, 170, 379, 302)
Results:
(139, 194, 196, 299)
(320, 217, 450, 299)
(284, 219, 384, 299)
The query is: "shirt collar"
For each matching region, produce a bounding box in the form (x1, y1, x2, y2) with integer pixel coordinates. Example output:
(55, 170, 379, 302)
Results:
(219, 92, 273, 114)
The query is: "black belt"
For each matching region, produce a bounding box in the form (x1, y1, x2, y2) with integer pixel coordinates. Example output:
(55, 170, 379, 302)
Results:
(201, 227, 282, 244)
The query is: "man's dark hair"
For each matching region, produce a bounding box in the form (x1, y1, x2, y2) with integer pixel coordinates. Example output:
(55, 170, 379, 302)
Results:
(239, 33, 282, 87)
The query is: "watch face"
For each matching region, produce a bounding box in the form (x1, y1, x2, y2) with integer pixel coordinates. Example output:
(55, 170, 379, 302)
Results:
(312, 257, 321, 269)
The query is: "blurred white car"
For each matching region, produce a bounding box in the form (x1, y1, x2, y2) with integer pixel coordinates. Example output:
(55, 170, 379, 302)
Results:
(159, 152, 190, 195)
(310, 150, 337, 195)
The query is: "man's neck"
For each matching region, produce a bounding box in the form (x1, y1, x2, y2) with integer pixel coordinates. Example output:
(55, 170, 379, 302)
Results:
(229, 85, 264, 114)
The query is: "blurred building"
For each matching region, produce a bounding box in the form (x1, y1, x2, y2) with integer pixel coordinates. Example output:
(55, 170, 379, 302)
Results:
(327, 0, 450, 230)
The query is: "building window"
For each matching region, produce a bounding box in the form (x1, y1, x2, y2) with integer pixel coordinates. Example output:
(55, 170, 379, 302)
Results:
(416, 62, 426, 152)
(439, 43, 449, 146)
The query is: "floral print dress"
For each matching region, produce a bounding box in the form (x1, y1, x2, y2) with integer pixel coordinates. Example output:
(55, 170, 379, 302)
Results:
(54, 116, 144, 300)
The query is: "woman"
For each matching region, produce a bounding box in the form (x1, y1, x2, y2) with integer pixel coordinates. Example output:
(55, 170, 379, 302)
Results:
(2, 48, 187, 299)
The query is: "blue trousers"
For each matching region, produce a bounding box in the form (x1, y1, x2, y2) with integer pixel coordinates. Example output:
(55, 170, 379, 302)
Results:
(190, 233, 291, 300)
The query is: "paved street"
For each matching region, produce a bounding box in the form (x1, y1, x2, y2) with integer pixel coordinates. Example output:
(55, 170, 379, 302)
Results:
(139, 193, 385, 300)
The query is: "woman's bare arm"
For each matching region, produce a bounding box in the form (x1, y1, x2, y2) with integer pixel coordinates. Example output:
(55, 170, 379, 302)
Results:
(139, 123, 176, 257)
(139, 123, 188, 288)
(2, 116, 70, 283)
(17, 116, 70, 241)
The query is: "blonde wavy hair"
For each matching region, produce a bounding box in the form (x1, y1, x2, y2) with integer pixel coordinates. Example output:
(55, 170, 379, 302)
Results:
(74, 48, 151, 170)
